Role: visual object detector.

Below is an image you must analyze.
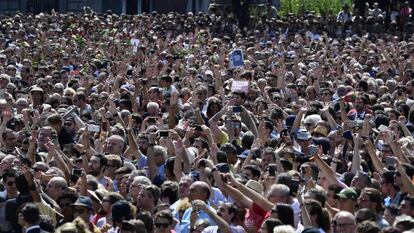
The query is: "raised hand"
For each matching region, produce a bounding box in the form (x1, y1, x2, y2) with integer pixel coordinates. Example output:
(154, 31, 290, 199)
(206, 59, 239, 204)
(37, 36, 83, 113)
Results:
(2, 109, 12, 124)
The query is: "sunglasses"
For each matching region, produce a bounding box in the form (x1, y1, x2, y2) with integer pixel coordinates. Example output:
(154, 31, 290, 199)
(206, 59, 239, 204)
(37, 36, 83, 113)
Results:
(321, 92, 330, 96)
(155, 222, 170, 228)
(7, 181, 15, 186)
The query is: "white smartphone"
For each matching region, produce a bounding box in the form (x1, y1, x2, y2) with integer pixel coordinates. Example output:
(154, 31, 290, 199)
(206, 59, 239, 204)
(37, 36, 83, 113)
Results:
(378, 125, 389, 132)
(87, 124, 100, 133)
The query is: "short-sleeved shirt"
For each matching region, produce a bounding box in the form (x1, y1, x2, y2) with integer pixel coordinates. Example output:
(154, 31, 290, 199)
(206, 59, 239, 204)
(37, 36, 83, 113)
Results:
(244, 202, 270, 232)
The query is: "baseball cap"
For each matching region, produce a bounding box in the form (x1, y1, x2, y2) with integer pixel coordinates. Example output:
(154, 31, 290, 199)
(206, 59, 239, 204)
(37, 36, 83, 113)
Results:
(334, 188, 358, 200)
(237, 150, 251, 159)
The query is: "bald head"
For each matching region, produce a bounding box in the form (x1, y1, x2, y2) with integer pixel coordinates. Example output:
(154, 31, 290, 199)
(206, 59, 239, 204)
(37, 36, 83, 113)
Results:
(47, 177, 68, 200)
(189, 181, 210, 202)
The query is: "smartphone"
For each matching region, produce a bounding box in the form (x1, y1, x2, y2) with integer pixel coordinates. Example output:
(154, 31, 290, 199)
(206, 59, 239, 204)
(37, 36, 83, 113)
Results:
(385, 157, 397, 167)
(72, 169, 82, 176)
(87, 124, 100, 133)
(195, 125, 203, 131)
(233, 106, 242, 113)
(148, 117, 157, 124)
(158, 130, 169, 137)
(269, 164, 277, 177)
(378, 125, 389, 132)
(342, 130, 353, 140)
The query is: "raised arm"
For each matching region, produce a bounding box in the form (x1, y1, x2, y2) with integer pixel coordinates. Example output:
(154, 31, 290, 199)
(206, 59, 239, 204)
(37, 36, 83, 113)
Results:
(222, 183, 253, 209)
(291, 107, 307, 132)
(208, 100, 234, 143)
(321, 104, 338, 130)
(396, 159, 414, 196)
(365, 139, 386, 174)
(193, 200, 232, 233)
(350, 134, 362, 173)
(398, 116, 411, 137)
(47, 141, 70, 182)
(225, 174, 274, 211)
(314, 150, 348, 189)
(147, 133, 158, 181)
(240, 106, 258, 138)
(361, 114, 373, 138)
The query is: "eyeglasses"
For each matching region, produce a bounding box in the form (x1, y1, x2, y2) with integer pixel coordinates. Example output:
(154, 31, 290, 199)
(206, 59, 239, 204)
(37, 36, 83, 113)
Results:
(155, 222, 170, 228)
(7, 181, 15, 186)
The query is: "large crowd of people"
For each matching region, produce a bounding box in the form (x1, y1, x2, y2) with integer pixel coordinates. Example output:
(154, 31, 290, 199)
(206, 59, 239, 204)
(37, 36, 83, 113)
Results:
(1, 2, 414, 233)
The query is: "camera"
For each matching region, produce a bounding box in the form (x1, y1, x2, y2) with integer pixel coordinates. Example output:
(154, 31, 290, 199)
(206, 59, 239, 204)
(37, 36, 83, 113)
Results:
(158, 130, 169, 137)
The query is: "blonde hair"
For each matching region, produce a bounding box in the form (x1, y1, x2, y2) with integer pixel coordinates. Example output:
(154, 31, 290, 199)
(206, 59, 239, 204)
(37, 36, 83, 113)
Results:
(55, 217, 91, 233)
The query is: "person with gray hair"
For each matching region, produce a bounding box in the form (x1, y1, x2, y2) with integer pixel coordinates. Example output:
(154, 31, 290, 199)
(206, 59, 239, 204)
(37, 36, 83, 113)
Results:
(333, 211, 356, 233)
(46, 177, 68, 200)
(272, 225, 295, 233)
(267, 184, 291, 205)
(104, 135, 125, 156)
(146, 102, 160, 117)
(128, 176, 152, 205)
(393, 215, 414, 232)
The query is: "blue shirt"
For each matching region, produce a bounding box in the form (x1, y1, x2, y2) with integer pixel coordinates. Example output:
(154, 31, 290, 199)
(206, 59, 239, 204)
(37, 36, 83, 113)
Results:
(135, 154, 148, 169)
(180, 204, 217, 233)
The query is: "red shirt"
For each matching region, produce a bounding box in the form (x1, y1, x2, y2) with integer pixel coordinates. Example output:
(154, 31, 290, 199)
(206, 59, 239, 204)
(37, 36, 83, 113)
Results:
(244, 202, 270, 231)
